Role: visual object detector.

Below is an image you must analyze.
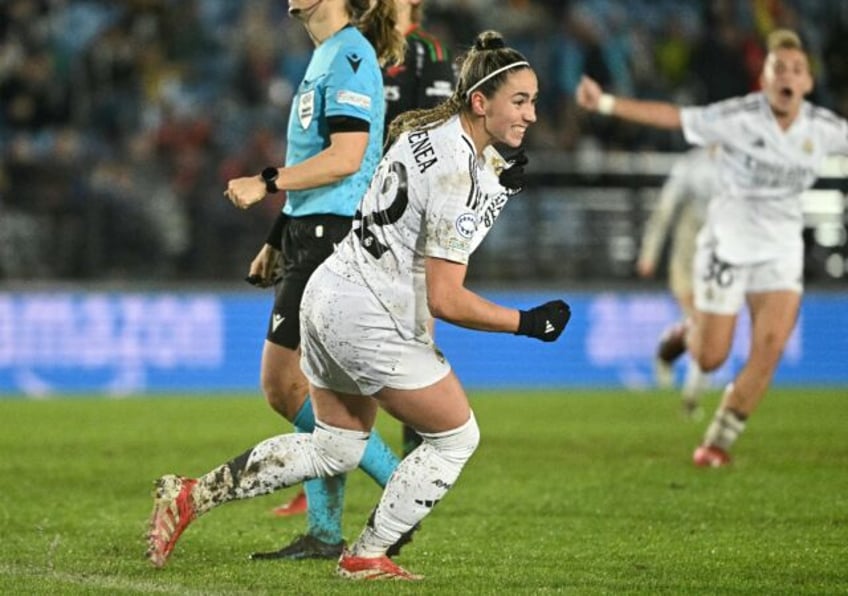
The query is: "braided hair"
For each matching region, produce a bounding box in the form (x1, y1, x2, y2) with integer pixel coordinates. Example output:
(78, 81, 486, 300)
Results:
(387, 30, 530, 144)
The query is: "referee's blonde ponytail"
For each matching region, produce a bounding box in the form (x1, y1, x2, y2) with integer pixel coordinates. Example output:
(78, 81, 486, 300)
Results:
(350, 0, 405, 66)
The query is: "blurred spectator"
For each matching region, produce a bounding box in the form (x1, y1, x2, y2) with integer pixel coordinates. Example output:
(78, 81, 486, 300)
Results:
(425, 0, 483, 57)
(689, 3, 756, 103)
(551, 2, 636, 149)
(1, 47, 70, 132)
(1, 0, 847, 282)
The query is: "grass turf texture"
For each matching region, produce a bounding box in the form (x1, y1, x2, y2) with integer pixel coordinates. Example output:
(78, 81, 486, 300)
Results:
(1, 389, 846, 595)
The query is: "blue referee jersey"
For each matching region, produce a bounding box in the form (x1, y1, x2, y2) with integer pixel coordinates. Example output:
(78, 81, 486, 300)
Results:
(283, 25, 384, 217)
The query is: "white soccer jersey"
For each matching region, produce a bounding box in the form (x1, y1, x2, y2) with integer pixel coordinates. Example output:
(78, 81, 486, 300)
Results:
(324, 115, 511, 341)
(681, 92, 848, 263)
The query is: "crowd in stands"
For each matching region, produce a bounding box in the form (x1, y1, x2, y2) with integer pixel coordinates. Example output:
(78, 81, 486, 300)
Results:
(2, 0, 848, 281)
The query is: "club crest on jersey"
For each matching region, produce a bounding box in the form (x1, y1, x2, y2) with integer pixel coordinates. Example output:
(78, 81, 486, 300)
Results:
(802, 138, 814, 154)
(298, 90, 315, 129)
(455, 212, 477, 239)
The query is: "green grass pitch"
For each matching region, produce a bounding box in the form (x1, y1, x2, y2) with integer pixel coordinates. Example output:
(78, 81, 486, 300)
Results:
(1, 388, 846, 595)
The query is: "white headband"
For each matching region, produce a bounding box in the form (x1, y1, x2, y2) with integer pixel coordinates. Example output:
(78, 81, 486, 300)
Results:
(464, 61, 530, 99)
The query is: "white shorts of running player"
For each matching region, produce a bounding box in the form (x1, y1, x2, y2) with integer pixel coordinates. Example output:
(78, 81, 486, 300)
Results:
(693, 246, 804, 315)
(300, 267, 451, 396)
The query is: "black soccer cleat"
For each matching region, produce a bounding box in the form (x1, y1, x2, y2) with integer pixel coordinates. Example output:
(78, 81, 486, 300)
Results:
(250, 534, 345, 561)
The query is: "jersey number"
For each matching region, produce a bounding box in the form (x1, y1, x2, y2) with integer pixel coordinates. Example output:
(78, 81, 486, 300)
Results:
(353, 162, 409, 259)
(703, 251, 734, 288)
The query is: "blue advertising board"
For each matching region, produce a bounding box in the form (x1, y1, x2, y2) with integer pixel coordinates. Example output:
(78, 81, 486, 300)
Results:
(0, 290, 845, 396)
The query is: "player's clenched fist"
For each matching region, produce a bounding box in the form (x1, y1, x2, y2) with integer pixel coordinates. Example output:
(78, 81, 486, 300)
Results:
(515, 299, 571, 342)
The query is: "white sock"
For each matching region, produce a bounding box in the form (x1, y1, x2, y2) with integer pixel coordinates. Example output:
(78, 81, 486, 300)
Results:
(703, 408, 746, 451)
(350, 413, 480, 557)
(193, 421, 368, 515)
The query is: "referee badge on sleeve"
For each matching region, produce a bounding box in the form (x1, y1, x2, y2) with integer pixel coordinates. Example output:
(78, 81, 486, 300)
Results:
(298, 90, 315, 129)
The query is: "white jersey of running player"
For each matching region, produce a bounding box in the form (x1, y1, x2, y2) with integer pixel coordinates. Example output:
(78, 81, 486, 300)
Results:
(681, 92, 848, 264)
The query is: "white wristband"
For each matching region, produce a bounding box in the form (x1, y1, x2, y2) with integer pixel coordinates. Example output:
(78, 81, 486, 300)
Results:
(597, 93, 616, 116)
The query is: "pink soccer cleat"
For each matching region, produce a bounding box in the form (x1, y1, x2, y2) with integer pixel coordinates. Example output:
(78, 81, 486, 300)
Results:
(146, 475, 198, 568)
(692, 444, 731, 468)
(272, 489, 308, 517)
(337, 549, 423, 581)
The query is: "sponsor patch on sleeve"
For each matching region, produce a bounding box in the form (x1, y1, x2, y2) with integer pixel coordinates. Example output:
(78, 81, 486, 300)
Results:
(336, 90, 372, 110)
(447, 237, 471, 252)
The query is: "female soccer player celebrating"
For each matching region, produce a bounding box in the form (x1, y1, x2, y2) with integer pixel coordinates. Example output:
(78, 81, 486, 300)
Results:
(577, 29, 848, 467)
(268, 0, 457, 527)
(147, 29, 569, 580)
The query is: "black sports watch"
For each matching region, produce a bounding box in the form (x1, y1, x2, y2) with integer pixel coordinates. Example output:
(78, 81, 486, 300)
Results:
(261, 167, 279, 193)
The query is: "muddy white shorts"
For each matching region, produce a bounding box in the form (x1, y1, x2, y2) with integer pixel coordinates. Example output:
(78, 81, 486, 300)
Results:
(300, 266, 451, 395)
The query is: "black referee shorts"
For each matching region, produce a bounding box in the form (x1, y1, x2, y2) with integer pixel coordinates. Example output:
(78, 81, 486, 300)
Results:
(267, 214, 352, 349)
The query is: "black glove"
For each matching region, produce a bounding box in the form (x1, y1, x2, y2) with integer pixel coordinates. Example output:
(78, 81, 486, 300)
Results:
(498, 149, 528, 193)
(516, 299, 571, 342)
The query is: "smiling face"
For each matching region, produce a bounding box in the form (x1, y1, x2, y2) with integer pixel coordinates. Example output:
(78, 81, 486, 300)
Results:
(478, 68, 538, 148)
(761, 47, 813, 120)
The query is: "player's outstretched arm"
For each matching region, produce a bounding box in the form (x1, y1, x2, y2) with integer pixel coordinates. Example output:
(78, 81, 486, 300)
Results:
(576, 75, 682, 130)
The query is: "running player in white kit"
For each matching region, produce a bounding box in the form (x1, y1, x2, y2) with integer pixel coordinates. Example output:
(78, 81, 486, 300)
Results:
(144, 30, 570, 580)
(577, 29, 848, 467)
